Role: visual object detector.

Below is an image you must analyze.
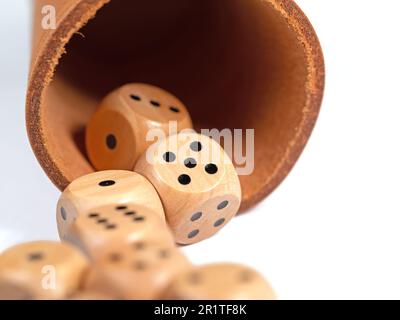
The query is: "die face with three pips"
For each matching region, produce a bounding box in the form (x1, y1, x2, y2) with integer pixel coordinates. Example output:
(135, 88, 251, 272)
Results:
(86, 83, 193, 171)
(135, 132, 242, 244)
(0, 241, 89, 300)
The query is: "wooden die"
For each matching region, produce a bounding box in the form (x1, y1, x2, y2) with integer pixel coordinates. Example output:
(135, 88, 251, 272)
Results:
(135, 132, 241, 244)
(0, 241, 89, 300)
(85, 241, 190, 300)
(86, 83, 193, 170)
(165, 263, 276, 300)
(57, 170, 165, 240)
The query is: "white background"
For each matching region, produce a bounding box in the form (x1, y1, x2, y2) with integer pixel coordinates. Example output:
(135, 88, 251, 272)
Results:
(1, 1, 400, 300)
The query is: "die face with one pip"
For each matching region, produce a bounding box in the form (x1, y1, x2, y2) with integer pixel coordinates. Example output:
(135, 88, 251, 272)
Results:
(86, 83, 193, 171)
(61, 203, 174, 261)
(0, 241, 89, 300)
(85, 241, 190, 300)
(57, 170, 165, 240)
(164, 263, 276, 300)
(135, 132, 242, 245)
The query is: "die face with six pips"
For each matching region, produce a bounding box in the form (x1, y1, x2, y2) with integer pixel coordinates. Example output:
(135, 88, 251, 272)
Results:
(86, 83, 193, 171)
(62, 204, 174, 261)
(135, 132, 242, 245)
(57, 170, 165, 240)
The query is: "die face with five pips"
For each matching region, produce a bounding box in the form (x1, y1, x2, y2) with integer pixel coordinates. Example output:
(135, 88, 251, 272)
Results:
(86, 83, 193, 171)
(62, 203, 174, 261)
(164, 263, 276, 300)
(0, 241, 89, 300)
(57, 170, 165, 240)
(135, 132, 242, 244)
(85, 241, 191, 300)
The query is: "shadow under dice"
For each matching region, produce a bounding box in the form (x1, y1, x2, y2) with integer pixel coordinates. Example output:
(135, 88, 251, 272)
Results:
(135, 132, 242, 244)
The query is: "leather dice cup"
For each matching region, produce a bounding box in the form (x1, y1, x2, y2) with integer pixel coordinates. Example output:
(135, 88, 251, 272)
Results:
(6, 0, 324, 300)
(26, 0, 325, 212)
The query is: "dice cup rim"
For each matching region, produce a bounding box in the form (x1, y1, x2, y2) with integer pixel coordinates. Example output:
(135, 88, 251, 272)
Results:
(26, 0, 325, 212)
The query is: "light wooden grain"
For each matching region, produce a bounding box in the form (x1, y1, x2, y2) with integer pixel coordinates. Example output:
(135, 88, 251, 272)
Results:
(61, 203, 174, 261)
(57, 170, 165, 239)
(86, 83, 193, 171)
(135, 132, 241, 244)
(0, 241, 89, 300)
(68, 291, 114, 300)
(84, 241, 191, 300)
(164, 263, 277, 300)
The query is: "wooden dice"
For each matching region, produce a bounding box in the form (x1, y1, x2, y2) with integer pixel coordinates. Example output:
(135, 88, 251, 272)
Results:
(62, 203, 174, 260)
(165, 263, 276, 300)
(0, 241, 89, 300)
(1, 84, 277, 300)
(86, 83, 193, 171)
(85, 241, 190, 300)
(135, 132, 242, 244)
(57, 170, 165, 240)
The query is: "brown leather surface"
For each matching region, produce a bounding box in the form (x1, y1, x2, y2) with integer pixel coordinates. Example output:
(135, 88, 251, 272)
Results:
(26, 0, 325, 212)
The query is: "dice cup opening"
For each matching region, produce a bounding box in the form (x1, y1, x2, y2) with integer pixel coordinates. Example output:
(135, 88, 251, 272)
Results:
(27, 0, 324, 212)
